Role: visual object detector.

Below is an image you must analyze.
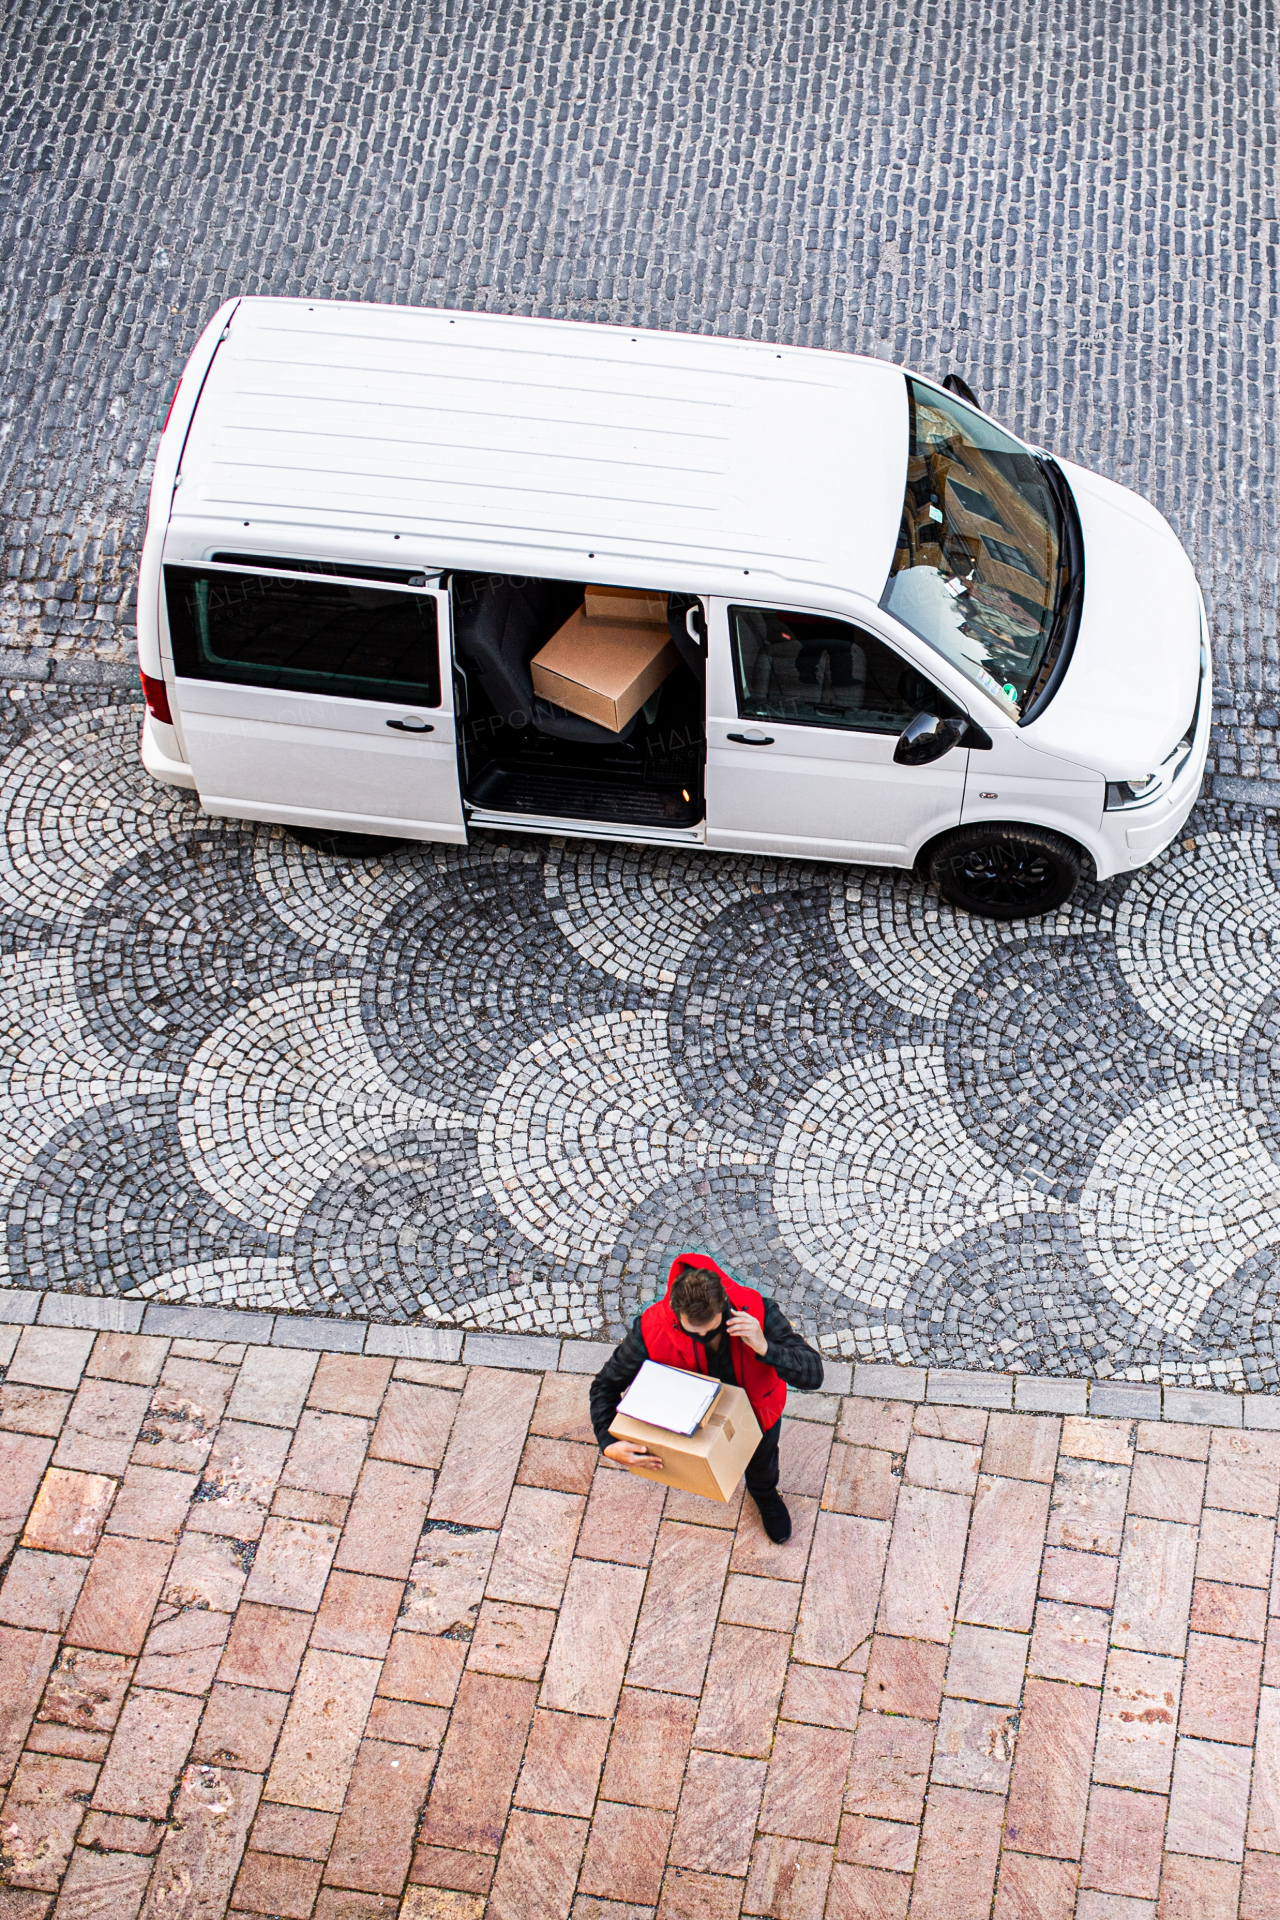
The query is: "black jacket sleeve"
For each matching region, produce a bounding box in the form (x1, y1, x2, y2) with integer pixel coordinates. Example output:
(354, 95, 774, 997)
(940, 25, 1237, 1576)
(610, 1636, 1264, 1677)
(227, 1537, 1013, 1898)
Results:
(589, 1318, 650, 1448)
(760, 1299, 825, 1392)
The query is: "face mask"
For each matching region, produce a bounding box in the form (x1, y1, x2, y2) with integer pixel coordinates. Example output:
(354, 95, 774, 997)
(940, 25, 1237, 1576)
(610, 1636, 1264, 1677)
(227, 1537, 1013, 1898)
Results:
(686, 1318, 725, 1346)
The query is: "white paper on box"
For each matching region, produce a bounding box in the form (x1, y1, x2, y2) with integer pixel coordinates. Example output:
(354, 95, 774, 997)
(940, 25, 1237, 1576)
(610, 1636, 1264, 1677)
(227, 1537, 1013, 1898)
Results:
(616, 1360, 719, 1435)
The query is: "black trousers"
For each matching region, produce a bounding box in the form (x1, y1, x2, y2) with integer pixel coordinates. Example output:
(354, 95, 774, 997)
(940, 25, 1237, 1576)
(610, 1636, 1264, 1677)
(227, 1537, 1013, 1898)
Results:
(744, 1418, 782, 1499)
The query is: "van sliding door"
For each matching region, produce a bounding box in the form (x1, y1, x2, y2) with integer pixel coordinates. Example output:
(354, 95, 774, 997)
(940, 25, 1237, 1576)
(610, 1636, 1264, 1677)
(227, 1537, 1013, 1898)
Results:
(163, 561, 466, 843)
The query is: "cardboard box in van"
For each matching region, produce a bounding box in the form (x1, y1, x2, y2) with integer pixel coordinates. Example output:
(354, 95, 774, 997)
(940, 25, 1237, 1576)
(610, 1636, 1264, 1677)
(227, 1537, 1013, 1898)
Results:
(609, 1381, 762, 1501)
(531, 588, 677, 733)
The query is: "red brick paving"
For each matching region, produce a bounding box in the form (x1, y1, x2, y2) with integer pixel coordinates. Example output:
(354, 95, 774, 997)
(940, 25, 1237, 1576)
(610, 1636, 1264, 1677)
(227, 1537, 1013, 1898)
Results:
(2, 1342, 1278, 1916)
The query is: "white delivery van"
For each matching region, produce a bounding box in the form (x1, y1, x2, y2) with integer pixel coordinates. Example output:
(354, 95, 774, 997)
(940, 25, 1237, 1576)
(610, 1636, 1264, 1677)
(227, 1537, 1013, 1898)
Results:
(137, 298, 1210, 919)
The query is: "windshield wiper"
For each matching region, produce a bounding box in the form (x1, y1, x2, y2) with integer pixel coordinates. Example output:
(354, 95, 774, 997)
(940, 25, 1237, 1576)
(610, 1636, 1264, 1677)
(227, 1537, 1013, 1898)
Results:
(1019, 456, 1085, 725)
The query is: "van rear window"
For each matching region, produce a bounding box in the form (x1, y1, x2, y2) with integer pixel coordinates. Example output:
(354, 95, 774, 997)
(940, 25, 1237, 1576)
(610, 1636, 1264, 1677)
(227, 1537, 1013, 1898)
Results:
(165, 566, 440, 707)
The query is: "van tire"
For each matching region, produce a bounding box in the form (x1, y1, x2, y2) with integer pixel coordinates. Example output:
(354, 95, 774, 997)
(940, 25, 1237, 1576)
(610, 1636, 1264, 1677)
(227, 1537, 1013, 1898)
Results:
(927, 823, 1083, 920)
(289, 827, 411, 859)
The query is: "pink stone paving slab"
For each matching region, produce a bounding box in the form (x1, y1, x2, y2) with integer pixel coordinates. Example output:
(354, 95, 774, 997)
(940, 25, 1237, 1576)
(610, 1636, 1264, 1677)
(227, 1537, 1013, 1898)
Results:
(0, 1627, 60, 1787)
(3, 1350, 1279, 1916)
(399, 1523, 498, 1635)
(876, 1486, 969, 1643)
(1111, 1516, 1198, 1655)
(910, 1784, 1004, 1918)
(542, 1558, 647, 1716)
(1166, 1736, 1253, 1862)
(691, 1624, 791, 1759)
(1094, 1649, 1183, 1793)
(758, 1720, 851, 1843)
(575, 1466, 667, 1566)
(957, 1475, 1050, 1631)
(486, 1484, 585, 1608)
(627, 1522, 732, 1696)
(265, 1650, 382, 1812)
(429, 1367, 540, 1528)
(793, 1511, 890, 1667)
(1248, 1685, 1280, 1852)
(141, 1762, 261, 1918)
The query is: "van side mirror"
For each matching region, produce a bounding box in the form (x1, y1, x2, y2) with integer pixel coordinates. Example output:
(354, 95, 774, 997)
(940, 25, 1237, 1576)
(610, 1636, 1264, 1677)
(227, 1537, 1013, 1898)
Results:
(894, 711, 969, 765)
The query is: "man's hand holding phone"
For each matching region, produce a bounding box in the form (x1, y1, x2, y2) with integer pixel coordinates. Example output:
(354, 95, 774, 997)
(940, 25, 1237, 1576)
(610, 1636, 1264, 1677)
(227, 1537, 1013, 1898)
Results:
(725, 1308, 768, 1355)
(604, 1438, 665, 1469)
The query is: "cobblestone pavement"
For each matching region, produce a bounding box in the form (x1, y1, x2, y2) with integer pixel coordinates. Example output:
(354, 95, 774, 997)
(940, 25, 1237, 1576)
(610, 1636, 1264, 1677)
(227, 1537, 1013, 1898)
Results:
(1, 0, 1278, 786)
(2, 1322, 1280, 1920)
(1, 686, 1279, 1388)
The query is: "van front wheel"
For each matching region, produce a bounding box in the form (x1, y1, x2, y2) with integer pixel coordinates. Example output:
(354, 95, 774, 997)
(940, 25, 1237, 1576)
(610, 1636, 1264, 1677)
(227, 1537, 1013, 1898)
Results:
(928, 824, 1083, 920)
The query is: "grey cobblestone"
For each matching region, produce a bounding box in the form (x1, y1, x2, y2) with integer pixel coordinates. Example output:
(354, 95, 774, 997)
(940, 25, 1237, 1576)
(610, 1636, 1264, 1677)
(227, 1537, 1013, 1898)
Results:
(0, 0, 1276, 773)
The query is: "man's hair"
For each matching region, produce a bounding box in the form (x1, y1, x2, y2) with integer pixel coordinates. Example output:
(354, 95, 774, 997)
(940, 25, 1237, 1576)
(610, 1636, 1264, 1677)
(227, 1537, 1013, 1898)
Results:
(670, 1263, 729, 1323)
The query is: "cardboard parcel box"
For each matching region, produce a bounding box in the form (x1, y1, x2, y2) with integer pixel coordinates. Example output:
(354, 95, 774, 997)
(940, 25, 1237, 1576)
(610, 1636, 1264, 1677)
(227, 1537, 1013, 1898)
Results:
(610, 1381, 762, 1501)
(530, 584, 677, 733)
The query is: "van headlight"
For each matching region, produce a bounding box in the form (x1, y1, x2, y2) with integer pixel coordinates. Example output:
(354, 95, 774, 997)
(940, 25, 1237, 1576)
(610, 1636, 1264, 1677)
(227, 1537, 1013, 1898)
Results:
(1105, 775, 1160, 810)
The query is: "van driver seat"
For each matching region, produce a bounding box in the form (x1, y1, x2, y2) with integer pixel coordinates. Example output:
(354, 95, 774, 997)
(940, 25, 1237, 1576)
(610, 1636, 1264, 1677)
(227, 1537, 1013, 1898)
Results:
(453, 577, 641, 746)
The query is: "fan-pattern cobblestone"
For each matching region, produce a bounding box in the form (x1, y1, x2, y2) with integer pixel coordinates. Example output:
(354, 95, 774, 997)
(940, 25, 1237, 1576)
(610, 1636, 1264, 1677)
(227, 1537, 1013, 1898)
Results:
(1, 689, 1279, 1383)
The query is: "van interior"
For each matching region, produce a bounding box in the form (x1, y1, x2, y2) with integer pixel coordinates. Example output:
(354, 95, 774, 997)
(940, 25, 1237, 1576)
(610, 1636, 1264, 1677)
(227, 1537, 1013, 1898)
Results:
(450, 574, 706, 830)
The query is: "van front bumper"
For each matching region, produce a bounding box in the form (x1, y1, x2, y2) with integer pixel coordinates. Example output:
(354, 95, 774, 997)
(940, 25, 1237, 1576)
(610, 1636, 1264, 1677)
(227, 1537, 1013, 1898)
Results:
(1096, 642, 1210, 873)
(1119, 777, 1201, 863)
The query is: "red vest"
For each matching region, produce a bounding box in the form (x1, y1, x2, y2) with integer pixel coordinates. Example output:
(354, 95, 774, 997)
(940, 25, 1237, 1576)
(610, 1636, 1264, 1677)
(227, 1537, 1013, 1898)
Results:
(640, 1253, 787, 1432)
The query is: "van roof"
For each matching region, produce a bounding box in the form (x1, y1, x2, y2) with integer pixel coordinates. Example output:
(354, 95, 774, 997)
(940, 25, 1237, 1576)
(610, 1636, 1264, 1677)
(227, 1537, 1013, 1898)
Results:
(169, 298, 909, 602)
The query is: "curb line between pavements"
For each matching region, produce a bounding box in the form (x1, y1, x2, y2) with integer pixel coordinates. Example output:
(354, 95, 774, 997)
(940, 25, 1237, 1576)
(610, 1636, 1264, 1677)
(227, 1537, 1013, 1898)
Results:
(3, 1286, 1272, 1431)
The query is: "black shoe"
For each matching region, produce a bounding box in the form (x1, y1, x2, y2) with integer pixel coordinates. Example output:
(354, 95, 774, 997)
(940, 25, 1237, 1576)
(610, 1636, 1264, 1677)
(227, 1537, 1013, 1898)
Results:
(753, 1492, 792, 1543)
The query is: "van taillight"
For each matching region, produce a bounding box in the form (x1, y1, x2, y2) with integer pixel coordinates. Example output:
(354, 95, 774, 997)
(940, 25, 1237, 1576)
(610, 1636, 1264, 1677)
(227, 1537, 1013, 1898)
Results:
(141, 672, 172, 726)
(160, 381, 180, 434)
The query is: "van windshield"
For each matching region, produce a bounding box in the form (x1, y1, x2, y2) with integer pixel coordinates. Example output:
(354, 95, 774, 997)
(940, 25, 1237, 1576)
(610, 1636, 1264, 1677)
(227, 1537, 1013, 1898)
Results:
(881, 379, 1072, 719)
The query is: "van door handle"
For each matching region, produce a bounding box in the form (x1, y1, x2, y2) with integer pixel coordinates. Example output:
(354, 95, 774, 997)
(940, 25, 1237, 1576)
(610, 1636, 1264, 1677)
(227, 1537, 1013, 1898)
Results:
(386, 717, 434, 732)
(727, 730, 774, 746)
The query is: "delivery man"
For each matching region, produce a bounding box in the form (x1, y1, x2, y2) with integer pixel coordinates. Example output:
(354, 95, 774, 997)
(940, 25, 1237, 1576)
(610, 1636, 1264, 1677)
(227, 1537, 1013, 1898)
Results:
(589, 1251, 824, 1542)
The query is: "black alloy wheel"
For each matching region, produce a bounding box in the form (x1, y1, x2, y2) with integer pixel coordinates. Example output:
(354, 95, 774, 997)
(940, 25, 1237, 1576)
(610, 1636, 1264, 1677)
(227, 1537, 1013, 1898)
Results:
(929, 823, 1083, 920)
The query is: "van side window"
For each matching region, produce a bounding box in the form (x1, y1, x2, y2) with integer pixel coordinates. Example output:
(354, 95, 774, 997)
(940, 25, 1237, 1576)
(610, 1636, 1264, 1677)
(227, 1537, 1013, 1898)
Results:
(729, 605, 953, 734)
(165, 567, 441, 706)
